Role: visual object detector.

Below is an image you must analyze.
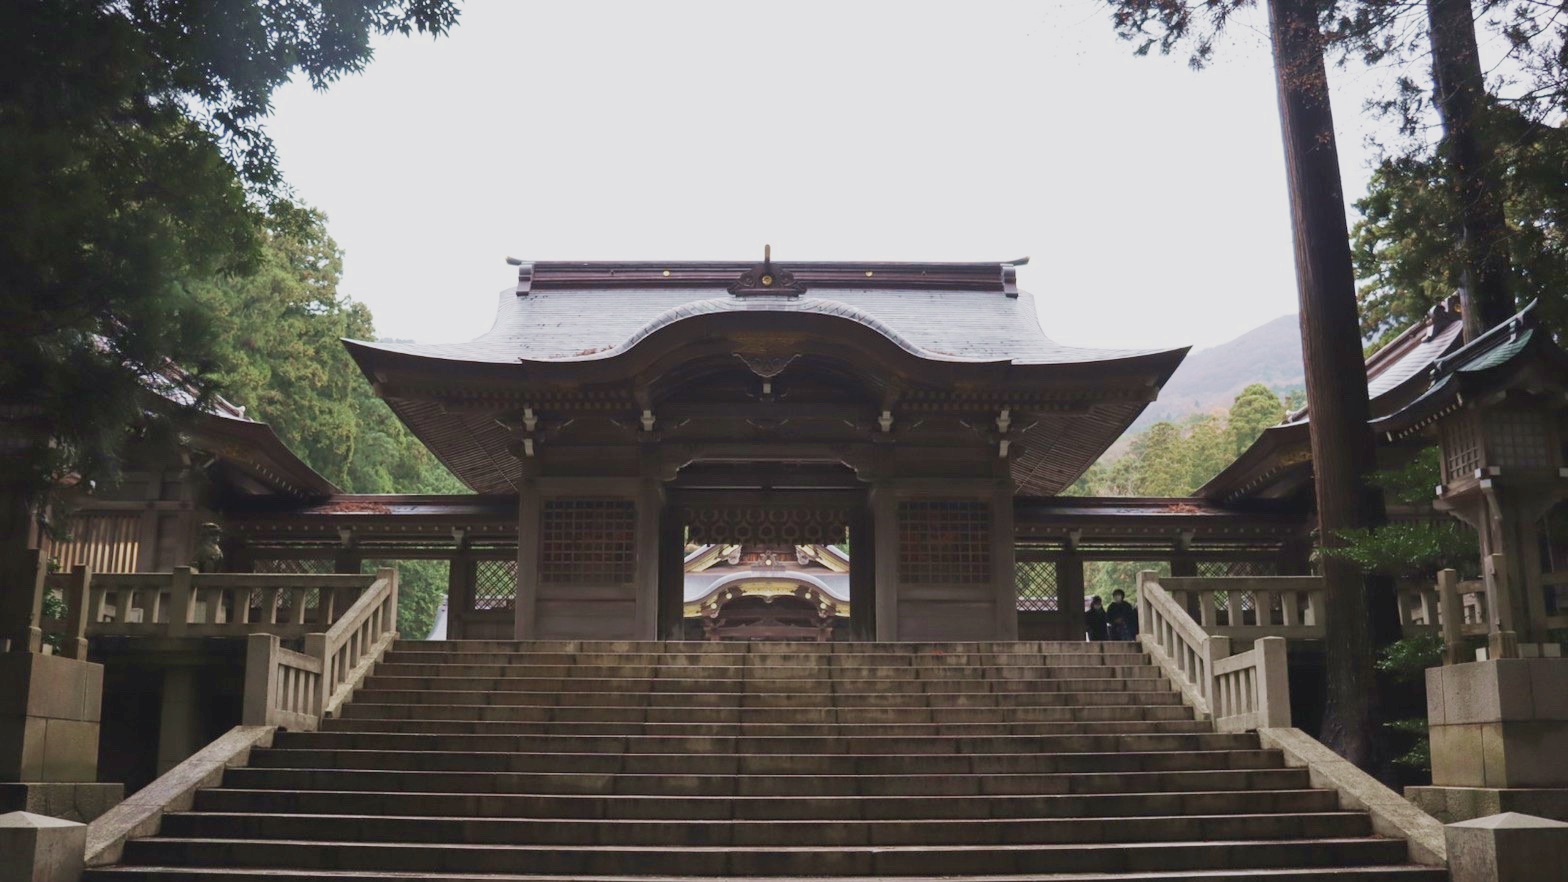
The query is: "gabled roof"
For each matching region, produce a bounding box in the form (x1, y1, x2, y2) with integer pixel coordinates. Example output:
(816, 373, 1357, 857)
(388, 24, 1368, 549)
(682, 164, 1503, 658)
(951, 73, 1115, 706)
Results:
(1197, 298, 1468, 503)
(1375, 300, 1568, 439)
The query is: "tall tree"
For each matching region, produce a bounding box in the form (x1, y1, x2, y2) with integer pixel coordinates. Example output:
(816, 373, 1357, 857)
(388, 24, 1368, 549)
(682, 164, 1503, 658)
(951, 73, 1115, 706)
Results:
(1267, 0, 1395, 766)
(1227, 383, 1286, 456)
(1425, 0, 1516, 337)
(0, 0, 458, 512)
(1109, 0, 1394, 767)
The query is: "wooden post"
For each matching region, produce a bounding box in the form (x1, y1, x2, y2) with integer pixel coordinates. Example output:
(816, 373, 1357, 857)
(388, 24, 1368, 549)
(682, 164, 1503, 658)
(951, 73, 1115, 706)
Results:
(847, 500, 875, 641)
(633, 478, 662, 640)
(991, 480, 1018, 641)
(657, 503, 686, 640)
(1059, 552, 1086, 642)
(514, 478, 541, 640)
(871, 483, 899, 642)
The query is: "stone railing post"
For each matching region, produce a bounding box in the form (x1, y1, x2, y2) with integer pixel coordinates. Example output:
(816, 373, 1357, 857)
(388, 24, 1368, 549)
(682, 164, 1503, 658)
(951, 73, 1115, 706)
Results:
(1202, 634, 1230, 714)
(1255, 636, 1292, 728)
(167, 567, 194, 637)
(242, 634, 279, 726)
(63, 565, 91, 661)
(1438, 568, 1465, 665)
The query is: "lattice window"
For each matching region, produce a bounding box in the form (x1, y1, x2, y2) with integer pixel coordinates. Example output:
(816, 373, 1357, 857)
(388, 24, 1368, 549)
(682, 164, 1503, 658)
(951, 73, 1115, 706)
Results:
(252, 558, 332, 609)
(540, 498, 636, 584)
(683, 506, 850, 545)
(473, 560, 517, 611)
(897, 500, 991, 585)
(1016, 561, 1058, 611)
(1486, 411, 1554, 470)
(1441, 414, 1483, 483)
(50, 513, 140, 573)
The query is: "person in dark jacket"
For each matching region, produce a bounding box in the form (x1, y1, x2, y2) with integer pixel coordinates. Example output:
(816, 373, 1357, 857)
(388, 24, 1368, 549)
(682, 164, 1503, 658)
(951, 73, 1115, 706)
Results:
(1106, 589, 1138, 641)
(1085, 596, 1108, 642)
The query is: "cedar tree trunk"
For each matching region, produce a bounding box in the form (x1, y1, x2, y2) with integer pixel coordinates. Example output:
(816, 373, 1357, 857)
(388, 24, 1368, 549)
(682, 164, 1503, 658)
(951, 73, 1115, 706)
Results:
(1265, 0, 1396, 768)
(1427, 0, 1515, 339)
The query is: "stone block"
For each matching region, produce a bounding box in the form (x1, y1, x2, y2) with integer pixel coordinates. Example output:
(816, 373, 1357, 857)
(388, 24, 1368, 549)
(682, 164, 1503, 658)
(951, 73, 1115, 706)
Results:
(1426, 666, 1447, 726)
(0, 783, 123, 823)
(38, 720, 98, 784)
(1432, 723, 1488, 787)
(1446, 812, 1568, 882)
(1528, 658, 1568, 721)
(0, 811, 86, 882)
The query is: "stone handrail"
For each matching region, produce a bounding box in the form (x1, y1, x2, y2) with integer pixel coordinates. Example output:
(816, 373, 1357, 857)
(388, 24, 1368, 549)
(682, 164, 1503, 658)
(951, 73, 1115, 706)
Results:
(242, 567, 399, 728)
(1158, 575, 1325, 641)
(1396, 559, 1499, 664)
(310, 567, 400, 719)
(1137, 571, 1292, 732)
(40, 566, 377, 647)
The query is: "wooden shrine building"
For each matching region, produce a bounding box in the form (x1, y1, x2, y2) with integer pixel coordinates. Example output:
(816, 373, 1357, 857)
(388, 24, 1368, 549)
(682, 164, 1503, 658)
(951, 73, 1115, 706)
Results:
(328, 256, 1195, 642)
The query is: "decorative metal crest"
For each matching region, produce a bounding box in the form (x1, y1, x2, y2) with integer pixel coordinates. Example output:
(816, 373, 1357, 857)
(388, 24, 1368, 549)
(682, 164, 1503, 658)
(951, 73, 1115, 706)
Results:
(729, 244, 807, 296)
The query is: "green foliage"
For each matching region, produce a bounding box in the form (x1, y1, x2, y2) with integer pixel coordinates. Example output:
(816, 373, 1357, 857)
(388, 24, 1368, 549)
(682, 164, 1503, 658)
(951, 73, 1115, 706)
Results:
(1328, 449, 1478, 580)
(1071, 385, 1286, 500)
(1354, 113, 1568, 347)
(199, 210, 462, 639)
(1383, 717, 1431, 771)
(1376, 633, 1444, 683)
(0, 0, 456, 507)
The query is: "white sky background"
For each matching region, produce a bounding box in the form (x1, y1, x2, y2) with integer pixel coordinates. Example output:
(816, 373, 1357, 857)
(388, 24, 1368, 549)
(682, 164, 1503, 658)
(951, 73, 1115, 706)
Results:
(266, 1, 1411, 352)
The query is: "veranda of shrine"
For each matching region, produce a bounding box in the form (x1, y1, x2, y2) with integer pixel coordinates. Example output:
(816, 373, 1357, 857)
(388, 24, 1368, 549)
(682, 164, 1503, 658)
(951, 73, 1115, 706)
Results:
(7, 255, 1568, 853)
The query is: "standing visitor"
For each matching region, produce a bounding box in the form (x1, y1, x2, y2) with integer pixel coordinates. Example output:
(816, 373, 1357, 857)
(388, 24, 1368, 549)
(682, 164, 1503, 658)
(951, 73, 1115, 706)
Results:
(1106, 589, 1138, 641)
(1085, 596, 1108, 641)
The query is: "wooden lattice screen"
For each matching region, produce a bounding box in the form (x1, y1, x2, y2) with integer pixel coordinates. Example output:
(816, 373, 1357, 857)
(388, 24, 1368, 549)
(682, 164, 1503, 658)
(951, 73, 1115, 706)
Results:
(683, 506, 849, 545)
(897, 499, 991, 585)
(539, 499, 637, 584)
(472, 559, 517, 611)
(1015, 560, 1058, 611)
(50, 512, 140, 572)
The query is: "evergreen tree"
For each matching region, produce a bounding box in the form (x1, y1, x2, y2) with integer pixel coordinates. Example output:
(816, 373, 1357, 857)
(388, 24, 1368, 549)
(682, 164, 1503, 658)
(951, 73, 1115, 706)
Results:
(1226, 384, 1286, 456)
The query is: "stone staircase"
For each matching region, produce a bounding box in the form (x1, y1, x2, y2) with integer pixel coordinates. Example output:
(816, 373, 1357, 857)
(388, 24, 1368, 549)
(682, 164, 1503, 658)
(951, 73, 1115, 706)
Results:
(87, 640, 1446, 881)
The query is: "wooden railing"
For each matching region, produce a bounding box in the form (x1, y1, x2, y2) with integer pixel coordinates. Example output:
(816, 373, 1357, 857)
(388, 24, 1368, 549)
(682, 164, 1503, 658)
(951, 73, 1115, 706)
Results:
(40, 566, 378, 646)
(242, 568, 399, 729)
(1137, 571, 1292, 733)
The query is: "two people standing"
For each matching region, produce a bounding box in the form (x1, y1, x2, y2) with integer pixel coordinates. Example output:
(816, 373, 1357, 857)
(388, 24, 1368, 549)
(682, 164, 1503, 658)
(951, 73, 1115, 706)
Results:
(1085, 589, 1138, 642)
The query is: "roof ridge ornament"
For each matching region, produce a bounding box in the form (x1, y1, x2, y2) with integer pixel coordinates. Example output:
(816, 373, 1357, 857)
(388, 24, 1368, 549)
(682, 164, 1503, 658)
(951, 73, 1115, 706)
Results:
(729, 244, 807, 297)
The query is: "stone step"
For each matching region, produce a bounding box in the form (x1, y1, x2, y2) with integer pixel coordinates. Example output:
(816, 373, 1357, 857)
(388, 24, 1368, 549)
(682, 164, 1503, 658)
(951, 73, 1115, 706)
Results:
(157, 810, 1373, 846)
(357, 675, 1168, 694)
(307, 722, 1227, 746)
(114, 836, 1416, 876)
(193, 785, 1346, 820)
(355, 677, 1172, 700)
(294, 727, 1241, 752)
(377, 652, 1154, 668)
(82, 868, 1454, 882)
(246, 748, 1284, 776)
(347, 692, 1180, 714)
(218, 765, 1312, 797)
(332, 707, 1194, 730)
(409, 640, 1144, 654)
(367, 663, 1154, 680)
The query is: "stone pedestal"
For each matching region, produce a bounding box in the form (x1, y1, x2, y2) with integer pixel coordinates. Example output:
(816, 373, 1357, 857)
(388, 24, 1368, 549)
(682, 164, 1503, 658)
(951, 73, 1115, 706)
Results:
(1445, 812, 1568, 882)
(1408, 658, 1568, 822)
(0, 653, 120, 824)
(0, 811, 86, 882)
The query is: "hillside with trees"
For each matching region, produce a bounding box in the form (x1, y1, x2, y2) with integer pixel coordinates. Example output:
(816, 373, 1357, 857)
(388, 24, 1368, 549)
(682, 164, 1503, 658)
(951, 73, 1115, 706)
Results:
(195, 208, 463, 639)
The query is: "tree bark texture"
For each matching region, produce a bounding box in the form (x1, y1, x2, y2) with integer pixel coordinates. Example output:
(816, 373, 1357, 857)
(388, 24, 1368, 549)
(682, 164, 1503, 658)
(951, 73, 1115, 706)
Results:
(1265, 0, 1394, 769)
(1427, 0, 1515, 339)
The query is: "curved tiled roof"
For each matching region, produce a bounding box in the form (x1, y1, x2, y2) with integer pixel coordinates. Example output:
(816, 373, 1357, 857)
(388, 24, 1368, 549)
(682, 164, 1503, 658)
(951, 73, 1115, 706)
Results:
(349, 260, 1172, 367)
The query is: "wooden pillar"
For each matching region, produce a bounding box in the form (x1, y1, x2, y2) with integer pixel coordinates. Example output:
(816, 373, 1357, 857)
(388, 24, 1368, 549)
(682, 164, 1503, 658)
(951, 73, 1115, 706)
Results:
(991, 480, 1018, 641)
(633, 479, 663, 640)
(870, 483, 899, 642)
(1060, 552, 1086, 642)
(657, 502, 686, 639)
(1170, 558, 1197, 578)
(848, 500, 875, 641)
(446, 553, 472, 640)
(514, 478, 542, 639)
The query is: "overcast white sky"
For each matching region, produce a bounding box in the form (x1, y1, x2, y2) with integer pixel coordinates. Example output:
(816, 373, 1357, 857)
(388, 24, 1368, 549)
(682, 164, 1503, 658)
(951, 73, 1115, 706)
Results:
(266, 1, 1406, 352)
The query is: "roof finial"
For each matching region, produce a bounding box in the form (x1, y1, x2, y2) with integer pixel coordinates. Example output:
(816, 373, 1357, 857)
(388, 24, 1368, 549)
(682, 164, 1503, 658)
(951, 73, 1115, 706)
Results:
(763, 244, 773, 274)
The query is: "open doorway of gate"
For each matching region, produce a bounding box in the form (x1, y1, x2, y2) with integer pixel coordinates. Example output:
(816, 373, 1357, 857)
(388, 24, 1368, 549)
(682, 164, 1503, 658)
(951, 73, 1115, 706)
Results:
(660, 464, 870, 641)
